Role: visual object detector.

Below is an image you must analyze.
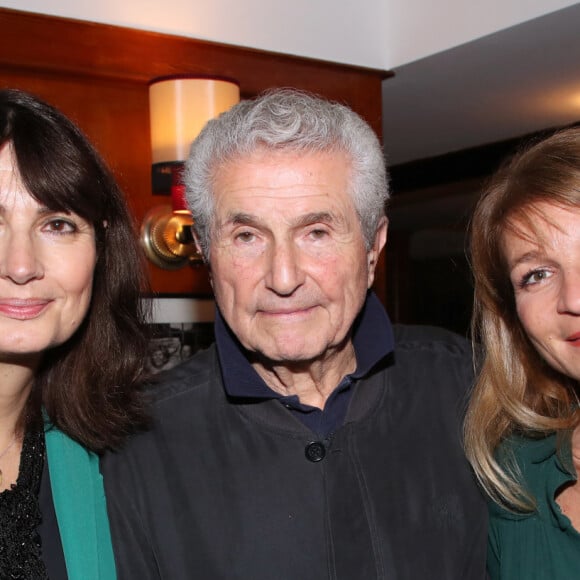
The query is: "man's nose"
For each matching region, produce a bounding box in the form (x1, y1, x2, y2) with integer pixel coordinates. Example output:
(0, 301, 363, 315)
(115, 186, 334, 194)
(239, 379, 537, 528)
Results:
(265, 239, 305, 296)
(0, 230, 44, 284)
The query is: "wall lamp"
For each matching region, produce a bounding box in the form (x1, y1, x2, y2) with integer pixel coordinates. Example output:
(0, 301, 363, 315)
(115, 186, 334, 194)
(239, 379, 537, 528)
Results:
(141, 77, 240, 269)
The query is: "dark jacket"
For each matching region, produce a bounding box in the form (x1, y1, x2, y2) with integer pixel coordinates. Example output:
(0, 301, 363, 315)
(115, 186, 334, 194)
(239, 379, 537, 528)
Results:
(102, 324, 487, 579)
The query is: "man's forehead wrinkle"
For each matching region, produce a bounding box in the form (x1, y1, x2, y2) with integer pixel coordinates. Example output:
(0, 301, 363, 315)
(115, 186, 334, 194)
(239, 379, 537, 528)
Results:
(221, 183, 331, 197)
(220, 209, 342, 229)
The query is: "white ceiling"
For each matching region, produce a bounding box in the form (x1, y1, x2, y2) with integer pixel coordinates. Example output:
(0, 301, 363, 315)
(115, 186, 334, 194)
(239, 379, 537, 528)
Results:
(382, 2, 580, 165)
(0, 0, 575, 69)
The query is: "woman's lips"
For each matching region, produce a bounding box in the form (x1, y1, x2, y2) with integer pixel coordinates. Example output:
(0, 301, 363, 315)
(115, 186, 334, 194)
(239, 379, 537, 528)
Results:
(0, 299, 51, 319)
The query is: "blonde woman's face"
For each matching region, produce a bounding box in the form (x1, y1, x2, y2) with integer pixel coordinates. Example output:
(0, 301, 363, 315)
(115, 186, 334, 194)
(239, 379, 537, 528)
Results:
(0, 143, 97, 359)
(503, 202, 580, 380)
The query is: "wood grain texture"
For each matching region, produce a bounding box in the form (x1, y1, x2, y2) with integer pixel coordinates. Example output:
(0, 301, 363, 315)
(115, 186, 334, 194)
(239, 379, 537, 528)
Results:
(0, 8, 389, 300)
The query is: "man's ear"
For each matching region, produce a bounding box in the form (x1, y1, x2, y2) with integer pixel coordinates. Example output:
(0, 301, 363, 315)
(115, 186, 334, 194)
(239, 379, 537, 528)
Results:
(367, 216, 388, 289)
(192, 230, 207, 265)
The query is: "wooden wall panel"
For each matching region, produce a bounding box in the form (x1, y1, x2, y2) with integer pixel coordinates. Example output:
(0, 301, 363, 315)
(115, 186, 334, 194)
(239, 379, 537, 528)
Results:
(0, 8, 389, 300)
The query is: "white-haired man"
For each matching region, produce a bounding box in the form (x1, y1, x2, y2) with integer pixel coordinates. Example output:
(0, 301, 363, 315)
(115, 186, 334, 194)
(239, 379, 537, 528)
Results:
(103, 89, 487, 579)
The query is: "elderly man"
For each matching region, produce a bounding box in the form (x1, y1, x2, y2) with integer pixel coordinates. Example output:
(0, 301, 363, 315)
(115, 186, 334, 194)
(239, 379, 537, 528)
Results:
(103, 89, 486, 579)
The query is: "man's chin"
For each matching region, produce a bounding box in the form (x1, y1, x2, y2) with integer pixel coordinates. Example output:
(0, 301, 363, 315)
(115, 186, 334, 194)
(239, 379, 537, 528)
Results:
(250, 343, 325, 367)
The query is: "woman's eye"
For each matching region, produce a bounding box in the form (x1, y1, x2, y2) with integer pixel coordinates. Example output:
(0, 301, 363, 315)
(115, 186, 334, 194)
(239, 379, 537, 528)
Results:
(44, 218, 77, 234)
(520, 268, 552, 287)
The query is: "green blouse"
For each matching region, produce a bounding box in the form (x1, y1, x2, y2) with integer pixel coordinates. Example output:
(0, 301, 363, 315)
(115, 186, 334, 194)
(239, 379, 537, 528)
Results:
(488, 434, 580, 579)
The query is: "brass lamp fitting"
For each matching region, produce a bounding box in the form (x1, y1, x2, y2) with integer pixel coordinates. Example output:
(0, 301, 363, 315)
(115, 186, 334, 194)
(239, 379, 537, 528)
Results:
(140, 205, 202, 270)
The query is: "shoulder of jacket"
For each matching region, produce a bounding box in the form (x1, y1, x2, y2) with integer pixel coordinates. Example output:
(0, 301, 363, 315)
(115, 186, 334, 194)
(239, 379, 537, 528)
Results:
(144, 344, 218, 406)
(393, 323, 471, 358)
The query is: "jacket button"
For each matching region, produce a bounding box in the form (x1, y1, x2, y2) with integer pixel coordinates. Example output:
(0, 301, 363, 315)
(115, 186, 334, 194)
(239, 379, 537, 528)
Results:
(305, 441, 326, 462)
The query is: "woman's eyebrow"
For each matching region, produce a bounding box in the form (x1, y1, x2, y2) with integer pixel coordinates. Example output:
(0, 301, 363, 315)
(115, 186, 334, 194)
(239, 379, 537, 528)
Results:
(509, 249, 544, 268)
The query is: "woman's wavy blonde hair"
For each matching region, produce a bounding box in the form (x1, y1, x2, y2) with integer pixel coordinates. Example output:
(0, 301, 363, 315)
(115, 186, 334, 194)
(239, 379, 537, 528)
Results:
(464, 125, 580, 511)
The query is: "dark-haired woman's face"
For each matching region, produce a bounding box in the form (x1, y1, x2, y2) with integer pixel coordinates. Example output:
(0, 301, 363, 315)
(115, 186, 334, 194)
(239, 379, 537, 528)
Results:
(0, 143, 97, 359)
(503, 202, 580, 380)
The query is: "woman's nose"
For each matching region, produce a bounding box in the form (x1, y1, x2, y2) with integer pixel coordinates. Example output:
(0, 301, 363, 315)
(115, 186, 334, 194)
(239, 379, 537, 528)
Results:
(557, 270, 580, 315)
(0, 230, 43, 284)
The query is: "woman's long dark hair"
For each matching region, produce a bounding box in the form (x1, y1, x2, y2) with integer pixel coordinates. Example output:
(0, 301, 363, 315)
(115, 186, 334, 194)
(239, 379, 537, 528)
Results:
(0, 88, 150, 452)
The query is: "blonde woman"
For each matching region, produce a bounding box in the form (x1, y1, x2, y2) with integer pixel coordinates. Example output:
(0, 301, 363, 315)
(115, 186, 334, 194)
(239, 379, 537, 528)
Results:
(465, 125, 580, 579)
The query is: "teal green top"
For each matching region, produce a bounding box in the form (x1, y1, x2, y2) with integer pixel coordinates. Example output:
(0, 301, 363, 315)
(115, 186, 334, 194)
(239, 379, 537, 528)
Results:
(488, 434, 580, 579)
(45, 425, 117, 580)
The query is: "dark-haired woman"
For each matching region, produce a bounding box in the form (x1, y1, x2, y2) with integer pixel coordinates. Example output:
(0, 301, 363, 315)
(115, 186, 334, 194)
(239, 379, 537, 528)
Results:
(0, 88, 149, 579)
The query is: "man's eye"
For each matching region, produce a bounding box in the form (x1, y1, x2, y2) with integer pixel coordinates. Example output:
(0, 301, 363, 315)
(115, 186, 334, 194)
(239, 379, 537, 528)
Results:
(309, 229, 329, 240)
(235, 231, 255, 243)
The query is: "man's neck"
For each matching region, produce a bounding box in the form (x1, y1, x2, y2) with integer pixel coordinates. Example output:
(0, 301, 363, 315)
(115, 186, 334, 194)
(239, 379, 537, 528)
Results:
(250, 341, 356, 409)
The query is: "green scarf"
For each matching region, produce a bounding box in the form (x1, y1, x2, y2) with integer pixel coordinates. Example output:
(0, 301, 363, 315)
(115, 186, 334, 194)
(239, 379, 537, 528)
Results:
(45, 426, 117, 579)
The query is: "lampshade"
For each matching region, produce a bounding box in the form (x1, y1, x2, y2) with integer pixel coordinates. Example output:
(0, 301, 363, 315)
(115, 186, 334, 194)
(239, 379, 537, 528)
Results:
(149, 77, 240, 164)
(142, 76, 240, 270)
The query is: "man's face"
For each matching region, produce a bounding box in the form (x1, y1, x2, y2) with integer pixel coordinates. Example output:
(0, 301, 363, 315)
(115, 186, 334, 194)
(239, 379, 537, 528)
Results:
(208, 148, 387, 365)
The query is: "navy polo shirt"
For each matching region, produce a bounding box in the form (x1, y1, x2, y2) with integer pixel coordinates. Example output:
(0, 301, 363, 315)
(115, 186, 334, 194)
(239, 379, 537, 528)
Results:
(215, 292, 394, 437)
